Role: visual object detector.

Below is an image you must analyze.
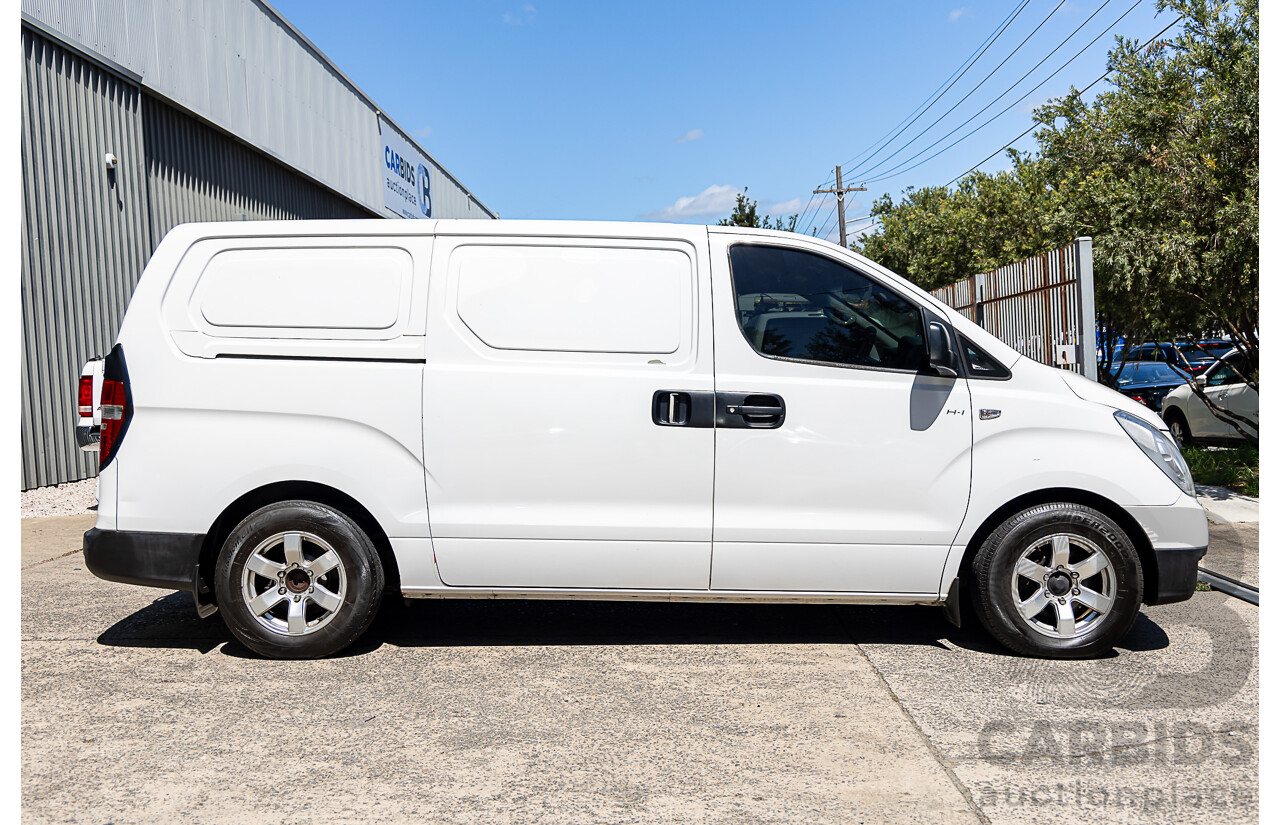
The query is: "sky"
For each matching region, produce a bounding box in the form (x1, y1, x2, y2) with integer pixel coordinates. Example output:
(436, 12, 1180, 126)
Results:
(270, 0, 1183, 242)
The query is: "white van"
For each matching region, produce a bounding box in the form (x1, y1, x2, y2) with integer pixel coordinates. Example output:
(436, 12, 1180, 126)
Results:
(81, 220, 1207, 659)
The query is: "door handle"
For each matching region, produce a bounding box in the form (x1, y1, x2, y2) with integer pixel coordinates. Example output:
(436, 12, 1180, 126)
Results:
(729, 405, 783, 417)
(717, 392, 786, 429)
(652, 390, 715, 427)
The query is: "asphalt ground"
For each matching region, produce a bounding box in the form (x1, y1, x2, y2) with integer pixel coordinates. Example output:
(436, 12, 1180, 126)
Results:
(21, 517, 1258, 824)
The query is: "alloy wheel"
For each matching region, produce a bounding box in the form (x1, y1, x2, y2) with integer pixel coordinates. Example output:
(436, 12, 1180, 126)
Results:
(1009, 533, 1116, 639)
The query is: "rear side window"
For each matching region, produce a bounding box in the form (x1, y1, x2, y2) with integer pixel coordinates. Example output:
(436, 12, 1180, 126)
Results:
(727, 245, 925, 371)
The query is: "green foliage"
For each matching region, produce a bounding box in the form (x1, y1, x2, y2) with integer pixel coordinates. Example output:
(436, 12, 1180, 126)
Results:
(718, 188, 799, 232)
(1035, 0, 1258, 364)
(851, 153, 1063, 291)
(1183, 446, 1258, 497)
(855, 0, 1257, 376)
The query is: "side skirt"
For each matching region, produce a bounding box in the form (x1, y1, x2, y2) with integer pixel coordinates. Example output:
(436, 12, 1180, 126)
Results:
(401, 586, 942, 605)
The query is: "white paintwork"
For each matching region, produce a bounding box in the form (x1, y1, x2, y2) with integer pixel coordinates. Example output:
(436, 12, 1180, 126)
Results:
(196, 247, 409, 330)
(1161, 350, 1258, 441)
(705, 231, 974, 594)
(161, 231, 430, 358)
(454, 244, 687, 353)
(422, 231, 714, 590)
(99, 218, 1205, 610)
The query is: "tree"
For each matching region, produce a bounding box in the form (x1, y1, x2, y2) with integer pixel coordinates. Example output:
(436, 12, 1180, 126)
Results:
(718, 188, 800, 232)
(1035, 0, 1257, 439)
(851, 152, 1063, 291)
(854, 0, 1257, 439)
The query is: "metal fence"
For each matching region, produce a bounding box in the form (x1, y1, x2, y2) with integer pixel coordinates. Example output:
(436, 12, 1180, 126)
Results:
(931, 238, 1097, 381)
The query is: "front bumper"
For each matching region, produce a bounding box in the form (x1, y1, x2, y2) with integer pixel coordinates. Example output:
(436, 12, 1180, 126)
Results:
(1146, 545, 1208, 604)
(1124, 494, 1209, 605)
(83, 528, 216, 617)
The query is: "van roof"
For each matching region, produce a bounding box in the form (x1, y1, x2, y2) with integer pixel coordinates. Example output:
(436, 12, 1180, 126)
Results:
(162, 219, 828, 243)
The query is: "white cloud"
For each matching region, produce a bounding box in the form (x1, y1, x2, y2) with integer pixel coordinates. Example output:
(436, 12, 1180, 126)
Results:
(644, 184, 741, 222)
(764, 197, 809, 215)
(674, 128, 704, 144)
(414, 126, 433, 139)
(503, 5, 536, 24)
(949, 7, 971, 22)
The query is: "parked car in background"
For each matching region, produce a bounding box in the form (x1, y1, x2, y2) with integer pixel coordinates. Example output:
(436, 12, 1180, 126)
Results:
(1175, 341, 1234, 375)
(1106, 362, 1191, 413)
(1102, 340, 1235, 377)
(1161, 349, 1258, 446)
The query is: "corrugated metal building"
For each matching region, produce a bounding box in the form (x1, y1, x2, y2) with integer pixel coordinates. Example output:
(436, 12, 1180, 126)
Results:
(21, 1, 495, 489)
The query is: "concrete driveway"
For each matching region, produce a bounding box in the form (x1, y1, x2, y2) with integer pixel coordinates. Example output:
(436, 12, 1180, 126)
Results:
(22, 519, 1257, 824)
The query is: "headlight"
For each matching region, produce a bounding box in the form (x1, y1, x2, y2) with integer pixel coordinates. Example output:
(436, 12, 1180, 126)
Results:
(1114, 410, 1195, 495)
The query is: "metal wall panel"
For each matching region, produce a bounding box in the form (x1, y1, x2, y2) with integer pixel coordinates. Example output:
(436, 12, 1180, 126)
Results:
(21, 29, 150, 489)
(22, 0, 495, 220)
(931, 239, 1097, 379)
(144, 95, 373, 244)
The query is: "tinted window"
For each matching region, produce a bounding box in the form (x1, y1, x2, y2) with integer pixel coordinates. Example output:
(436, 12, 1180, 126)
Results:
(1113, 362, 1187, 386)
(728, 245, 925, 371)
(960, 336, 1010, 379)
(1206, 353, 1246, 387)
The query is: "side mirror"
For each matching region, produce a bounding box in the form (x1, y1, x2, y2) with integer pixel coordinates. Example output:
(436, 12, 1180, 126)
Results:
(1195, 374, 1207, 388)
(926, 321, 959, 378)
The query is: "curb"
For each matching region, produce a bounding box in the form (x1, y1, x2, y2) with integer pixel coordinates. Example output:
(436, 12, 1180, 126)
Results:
(1194, 484, 1259, 524)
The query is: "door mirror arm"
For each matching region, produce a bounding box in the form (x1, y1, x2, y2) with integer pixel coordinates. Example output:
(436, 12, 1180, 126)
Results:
(926, 320, 959, 378)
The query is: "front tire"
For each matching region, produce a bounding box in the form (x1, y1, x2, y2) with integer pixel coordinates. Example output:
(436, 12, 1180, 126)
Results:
(1164, 409, 1193, 448)
(971, 503, 1142, 658)
(215, 500, 384, 659)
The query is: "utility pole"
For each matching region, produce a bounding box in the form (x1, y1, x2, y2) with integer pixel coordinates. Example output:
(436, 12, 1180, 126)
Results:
(813, 165, 866, 247)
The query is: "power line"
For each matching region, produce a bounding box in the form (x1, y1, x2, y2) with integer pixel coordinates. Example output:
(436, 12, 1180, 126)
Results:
(812, 166, 866, 247)
(860, 0, 1132, 185)
(943, 14, 1186, 187)
(837, 0, 1035, 181)
(798, 0, 1031, 228)
(859, 0, 1148, 186)
(793, 171, 830, 231)
(848, 0, 1073, 181)
(826, 0, 1033, 187)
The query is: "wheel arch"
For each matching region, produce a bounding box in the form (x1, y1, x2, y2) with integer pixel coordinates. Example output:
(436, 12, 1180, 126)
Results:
(955, 488, 1159, 606)
(198, 481, 402, 608)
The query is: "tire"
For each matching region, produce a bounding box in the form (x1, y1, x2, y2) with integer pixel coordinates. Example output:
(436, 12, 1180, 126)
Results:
(1164, 410, 1194, 448)
(971, 503, 1142, 658)
(215, 500, 384, 659)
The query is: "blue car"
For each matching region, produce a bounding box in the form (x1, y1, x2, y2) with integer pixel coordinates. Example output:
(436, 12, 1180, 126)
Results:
(1107, 362, 1192, 412)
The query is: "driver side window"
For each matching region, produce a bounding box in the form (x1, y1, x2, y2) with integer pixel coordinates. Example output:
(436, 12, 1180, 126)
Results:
(1205, 354, 1245, 387)
(727, 244, 926, 371)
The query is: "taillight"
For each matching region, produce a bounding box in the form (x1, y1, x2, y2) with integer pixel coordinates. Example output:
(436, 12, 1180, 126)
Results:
(99, 344, 132, 469)
(78, 375, 94, 417)
(99, 379, 127, 466)
(1128, 394, 1148, 406)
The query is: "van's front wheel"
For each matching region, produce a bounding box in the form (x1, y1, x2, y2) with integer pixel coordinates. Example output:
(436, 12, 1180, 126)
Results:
(215, 501, 384, 659)
(972, 503, 1142, 658)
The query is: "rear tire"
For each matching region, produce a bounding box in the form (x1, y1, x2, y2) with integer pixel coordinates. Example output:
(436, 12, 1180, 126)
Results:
(971, 503, 1142, 658)
(215, 500, 384, 659)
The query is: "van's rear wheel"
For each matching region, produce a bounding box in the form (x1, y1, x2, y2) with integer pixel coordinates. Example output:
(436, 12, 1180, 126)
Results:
(971, 503, 1142, 658)
(215, 501, 383, 659)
